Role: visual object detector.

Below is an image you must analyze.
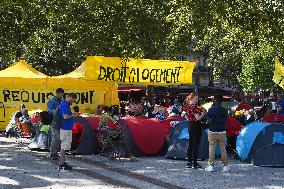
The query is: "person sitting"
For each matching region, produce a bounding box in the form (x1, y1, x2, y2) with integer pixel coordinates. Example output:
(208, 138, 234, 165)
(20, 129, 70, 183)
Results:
(19, 108, 36, 137)
(141, 97, 153, 117)
(172, 99, 182, 114)
(97, 112, 122, 157)
(153, 105, 167, 122)
(120, 102, 127, 117)
(128, 99, 140, 116)
(170, 106, 181, 116)
(244, 109, 255, 125)
(96, 105, 104, 116)
(5, 111, 22, 138)
(111, 105, 120, 121)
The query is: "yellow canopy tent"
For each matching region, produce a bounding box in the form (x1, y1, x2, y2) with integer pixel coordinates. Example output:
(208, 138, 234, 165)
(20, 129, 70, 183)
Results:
(0, 60, 48, 130)
(0, 56, 196, 131)
(0, 60, 47, 88)
(0, 60, 118, 131)
(47, 61, 119, 109)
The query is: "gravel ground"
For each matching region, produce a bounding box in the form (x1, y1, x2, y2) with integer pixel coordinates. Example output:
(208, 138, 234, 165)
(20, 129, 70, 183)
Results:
(82, 153, 284, 189)
(0, 137, 118, 189)
(0, 134, 283, 189)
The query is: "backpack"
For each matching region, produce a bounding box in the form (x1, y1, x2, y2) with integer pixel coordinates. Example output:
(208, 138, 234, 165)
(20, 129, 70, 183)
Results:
(51, 106, 62, 130)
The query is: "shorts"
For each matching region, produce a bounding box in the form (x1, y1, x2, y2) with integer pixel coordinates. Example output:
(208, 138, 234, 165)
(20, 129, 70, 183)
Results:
(60, 129, 72, 151)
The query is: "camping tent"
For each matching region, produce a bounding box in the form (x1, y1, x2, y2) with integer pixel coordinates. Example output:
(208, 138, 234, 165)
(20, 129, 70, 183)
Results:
(0, 60, 118, 131)
(116, 116, 166, 157)
(261, 113, 284, 124)
(0, 60, 48, 130)
(29, 116, 99, 154)
(236, 122, 284, 166)
(72, 117, 98, 155)
(165, 120, 219, 160)
(236, 102, 253, 111)
(161, 116, 186, 137)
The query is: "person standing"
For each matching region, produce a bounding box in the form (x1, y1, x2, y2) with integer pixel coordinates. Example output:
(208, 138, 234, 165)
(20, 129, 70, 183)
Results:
(128, 99, 140, 116)
(278, 95, 284, 115)
(184, 93, 206, 169)
(48, 88, 64, 160)
(205, 95, 230, 172)
(141, 97, 153, 117)
(58, 93, 77, 171)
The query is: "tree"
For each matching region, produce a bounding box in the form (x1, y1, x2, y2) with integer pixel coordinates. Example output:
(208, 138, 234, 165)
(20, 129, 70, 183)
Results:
(186, 0, 284, 89)
(238, 42, 275, 92)
(0, 0, 47, 67)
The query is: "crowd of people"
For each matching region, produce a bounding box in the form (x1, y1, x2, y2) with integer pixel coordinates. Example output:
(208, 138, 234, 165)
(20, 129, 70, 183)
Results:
(5, 87, 284, 172)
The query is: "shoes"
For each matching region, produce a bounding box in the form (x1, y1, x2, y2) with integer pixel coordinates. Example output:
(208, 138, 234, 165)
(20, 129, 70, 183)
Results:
(186, 162, 193, 168)
(58, 162, 72, 172)
(205, 165, 215, 172)
(50, 154, 60, 160)
(193, 163, 202, 169)
(108, 154, 116, 160)
(129, 156, 138, 162)
(222, 166, 230, 172)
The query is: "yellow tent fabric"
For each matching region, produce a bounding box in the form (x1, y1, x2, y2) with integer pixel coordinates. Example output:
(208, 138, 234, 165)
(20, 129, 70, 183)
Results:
(0, 56, 196, 130)
(0, 60, 118, 131)
(0, 60, 48, 88)
(273, 57, 284, 88)
(0, 60, 47, 78)
(48, 61, 119, 106)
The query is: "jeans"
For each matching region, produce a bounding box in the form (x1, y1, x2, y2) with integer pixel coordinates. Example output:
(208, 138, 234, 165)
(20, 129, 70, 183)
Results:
(208, 131, 228, 166)
(187, 121, 202, 166)
(49, 120, 60, 155)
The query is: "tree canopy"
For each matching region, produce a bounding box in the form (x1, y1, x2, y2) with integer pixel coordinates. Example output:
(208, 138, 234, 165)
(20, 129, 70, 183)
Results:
(0, 0, 283, 91)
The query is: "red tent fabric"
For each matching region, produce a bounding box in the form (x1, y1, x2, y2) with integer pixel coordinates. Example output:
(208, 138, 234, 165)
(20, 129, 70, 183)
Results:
(262, 114, 284, 124)
(83, 116, 100, 130)
(82, 116, 116, 131)
(161, 116, 186, 136)
(122, 116, 165, 155)
(226, 116, 242, 136)
(72, 123, 84, 148)
(236, 102, 253, 111)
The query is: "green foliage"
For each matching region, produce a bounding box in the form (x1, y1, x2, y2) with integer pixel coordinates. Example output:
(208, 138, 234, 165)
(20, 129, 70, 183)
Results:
(0, 0, 178, 75)
(239, 42, 275, 92)
(187, 0, 284, 88)
(0, 0, 284, 91)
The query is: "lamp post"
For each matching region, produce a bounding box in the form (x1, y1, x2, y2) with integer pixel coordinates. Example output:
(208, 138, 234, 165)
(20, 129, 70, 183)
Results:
(194, 67, 200, 95)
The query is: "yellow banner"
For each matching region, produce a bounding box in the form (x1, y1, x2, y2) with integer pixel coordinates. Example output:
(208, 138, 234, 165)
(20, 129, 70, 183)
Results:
(0, 88, 105, 131)
(273, 57, 284, 88)
(85, 56, 196, 85)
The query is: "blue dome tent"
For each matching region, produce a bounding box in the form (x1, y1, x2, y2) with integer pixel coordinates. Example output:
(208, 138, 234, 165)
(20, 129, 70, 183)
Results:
(165, 120, 220, 160)
(236, 122, 284, 167)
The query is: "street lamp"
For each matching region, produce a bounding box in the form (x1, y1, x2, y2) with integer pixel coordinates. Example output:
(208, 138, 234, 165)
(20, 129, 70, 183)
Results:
(194, 66, 200, 95)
